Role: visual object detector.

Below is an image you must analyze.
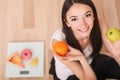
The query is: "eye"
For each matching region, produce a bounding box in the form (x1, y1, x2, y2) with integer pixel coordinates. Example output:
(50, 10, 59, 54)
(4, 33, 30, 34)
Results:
(71, 18, 78, 21)
(85, 14, 91, 18)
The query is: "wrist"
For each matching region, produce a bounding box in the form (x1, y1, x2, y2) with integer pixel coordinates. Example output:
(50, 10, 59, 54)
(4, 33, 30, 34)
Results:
(78, 55, 86, 63)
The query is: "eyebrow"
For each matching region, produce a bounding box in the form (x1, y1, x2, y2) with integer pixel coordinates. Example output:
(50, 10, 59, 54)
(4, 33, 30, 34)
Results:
(69, 11, 92, 19)
(84, 11, 92, 15)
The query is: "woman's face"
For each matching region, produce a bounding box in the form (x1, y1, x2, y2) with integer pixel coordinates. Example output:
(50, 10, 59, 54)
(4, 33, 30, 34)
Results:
(65, 3, 94, 40)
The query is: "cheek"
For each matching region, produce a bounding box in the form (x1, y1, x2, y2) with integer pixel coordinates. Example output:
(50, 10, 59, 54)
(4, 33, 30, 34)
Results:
(69, 24, 79, 30)
(90, 21, 94, 29)
(87, 19, 94, 28)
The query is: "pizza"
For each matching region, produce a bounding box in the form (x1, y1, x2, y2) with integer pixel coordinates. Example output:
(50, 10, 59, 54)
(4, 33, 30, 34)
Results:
(8, 51, 24, 68)
(30, 57, 38, 67)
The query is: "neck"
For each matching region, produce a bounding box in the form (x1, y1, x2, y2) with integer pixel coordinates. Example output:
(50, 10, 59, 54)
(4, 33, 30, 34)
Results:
(79, 37, 90, 50)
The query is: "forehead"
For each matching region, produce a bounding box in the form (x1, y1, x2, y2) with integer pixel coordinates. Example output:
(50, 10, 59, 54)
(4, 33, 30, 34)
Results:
(66, 3, 93, 17)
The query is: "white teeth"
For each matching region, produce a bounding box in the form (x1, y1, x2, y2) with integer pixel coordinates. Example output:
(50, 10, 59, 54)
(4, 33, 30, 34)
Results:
(80, 28, 88, 32)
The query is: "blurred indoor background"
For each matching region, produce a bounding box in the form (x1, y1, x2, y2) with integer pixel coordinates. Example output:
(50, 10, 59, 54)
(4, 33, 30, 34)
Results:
(0, 0, 120, 80)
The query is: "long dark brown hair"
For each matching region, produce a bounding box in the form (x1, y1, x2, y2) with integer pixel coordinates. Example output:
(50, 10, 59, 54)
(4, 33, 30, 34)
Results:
(61, 0, 102, 58)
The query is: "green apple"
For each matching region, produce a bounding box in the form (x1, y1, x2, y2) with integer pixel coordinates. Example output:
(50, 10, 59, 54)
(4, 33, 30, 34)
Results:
(106, 27, 120, 42)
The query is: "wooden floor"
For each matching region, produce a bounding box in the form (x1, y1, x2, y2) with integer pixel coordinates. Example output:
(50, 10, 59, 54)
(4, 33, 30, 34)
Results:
(0, 0, 119, 80)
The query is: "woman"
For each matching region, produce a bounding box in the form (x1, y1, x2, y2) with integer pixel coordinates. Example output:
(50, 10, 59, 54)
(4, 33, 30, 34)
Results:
(49, 0, 120, 80)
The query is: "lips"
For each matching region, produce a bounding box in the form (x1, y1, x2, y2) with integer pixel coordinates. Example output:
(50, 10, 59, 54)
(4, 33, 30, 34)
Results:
(79, 27, 89, 32)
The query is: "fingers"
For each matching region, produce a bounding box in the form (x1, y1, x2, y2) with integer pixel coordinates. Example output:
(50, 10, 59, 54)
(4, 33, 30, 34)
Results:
(54, 53, 64, 60)
(68, 45, 74, 50)
(62, 56, 72, 61)
(61, 55, 81, 62)
(113, 40, 120, 49)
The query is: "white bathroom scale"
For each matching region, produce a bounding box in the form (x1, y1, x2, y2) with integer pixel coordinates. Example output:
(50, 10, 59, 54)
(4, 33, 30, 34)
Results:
(5, 41, 44, 78)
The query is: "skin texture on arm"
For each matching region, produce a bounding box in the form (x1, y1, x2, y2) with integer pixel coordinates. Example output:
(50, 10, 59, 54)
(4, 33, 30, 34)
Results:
(52, 39, 96, 80)
(99, 17, 120, 65)
(80, 55, 96, 80)
(60, 45, 97, 80)
(61, 59, 84, 80)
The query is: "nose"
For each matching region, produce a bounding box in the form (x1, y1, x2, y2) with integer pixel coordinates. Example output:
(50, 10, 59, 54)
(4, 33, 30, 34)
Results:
(78, 18, 86, 29)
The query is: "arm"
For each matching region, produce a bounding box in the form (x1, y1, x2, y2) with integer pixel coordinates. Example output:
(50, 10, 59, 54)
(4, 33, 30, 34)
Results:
(59, 46, 96, 80)
(80, 57, 96, 80)
(63, 60, 84, 80)
(52, 39, 84, 79)
(99, 17, 120, 65)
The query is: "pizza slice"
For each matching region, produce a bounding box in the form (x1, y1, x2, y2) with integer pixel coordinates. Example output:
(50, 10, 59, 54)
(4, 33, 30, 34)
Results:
(30, 57, 38, 67)
(7, 51, 24, 68)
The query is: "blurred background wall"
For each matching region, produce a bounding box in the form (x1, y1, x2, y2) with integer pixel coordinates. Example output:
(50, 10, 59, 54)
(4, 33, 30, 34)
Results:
(0, 0, 120, 80)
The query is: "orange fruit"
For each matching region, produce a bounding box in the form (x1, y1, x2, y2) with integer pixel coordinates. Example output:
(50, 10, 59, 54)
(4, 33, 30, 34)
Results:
(53, 41, 68, 56)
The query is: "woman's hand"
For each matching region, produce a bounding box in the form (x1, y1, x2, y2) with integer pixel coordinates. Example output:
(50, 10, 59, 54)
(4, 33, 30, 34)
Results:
(54, 45, 96, 80)
(54, 45, 85, 62)
(99, 17, 120, 65)
(54, 45, 85, 80)
(102, 33, 120, 65)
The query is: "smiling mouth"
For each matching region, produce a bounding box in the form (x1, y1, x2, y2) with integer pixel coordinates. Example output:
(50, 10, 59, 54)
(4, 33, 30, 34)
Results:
(79, 27, 89, 32)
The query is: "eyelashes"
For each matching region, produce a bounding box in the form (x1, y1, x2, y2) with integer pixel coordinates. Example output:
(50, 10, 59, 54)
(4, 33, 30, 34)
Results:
(71, 18, 78, 21)
(70, 14, 92, 22)
(84, 13, 91, 18)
